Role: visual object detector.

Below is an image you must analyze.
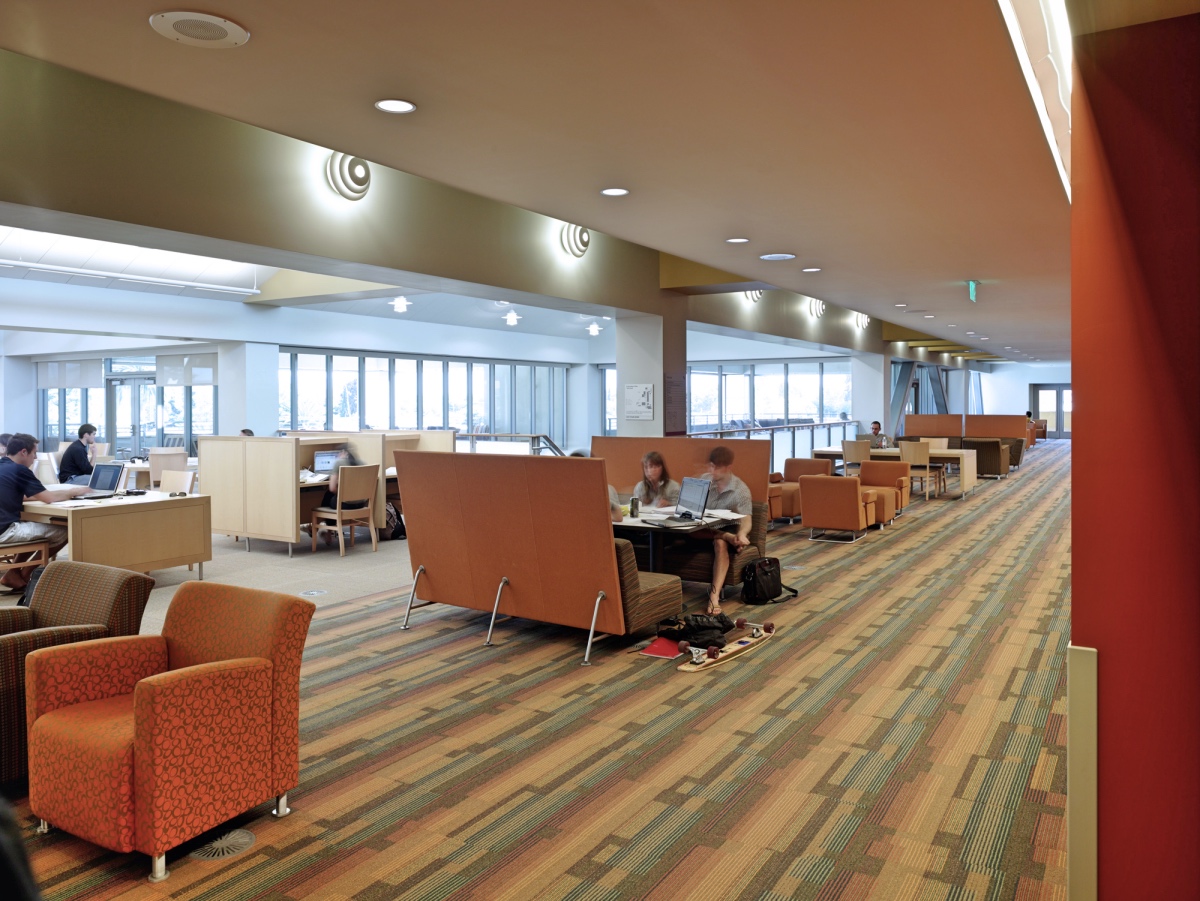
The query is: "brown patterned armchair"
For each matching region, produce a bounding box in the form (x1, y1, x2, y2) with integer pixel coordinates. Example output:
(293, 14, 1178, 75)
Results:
(961, 438, 1011, 479)
(662, 502, 768, 595)
(1001, 437, 1026, 469)
(0, 562, 154, 791)
(613, 539, 684, 632)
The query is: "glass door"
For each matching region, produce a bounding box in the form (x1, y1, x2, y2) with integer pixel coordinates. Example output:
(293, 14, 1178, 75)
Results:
(108, 378, 158, 457)
(1034, 384, 1072, 439)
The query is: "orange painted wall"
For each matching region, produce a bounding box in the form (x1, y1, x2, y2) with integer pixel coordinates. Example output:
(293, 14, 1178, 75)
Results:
(1072, 14, 1200, 896)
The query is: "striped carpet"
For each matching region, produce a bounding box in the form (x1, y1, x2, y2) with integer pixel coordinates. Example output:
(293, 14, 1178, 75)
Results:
(19, 442, 1071, 900)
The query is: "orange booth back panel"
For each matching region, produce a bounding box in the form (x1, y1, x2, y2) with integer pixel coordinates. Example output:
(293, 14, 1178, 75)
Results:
(901, 414, 963, 437)
(589, 436, 770, 502)
(395, 451, 626, 635)
(963, 415, 1028, 440)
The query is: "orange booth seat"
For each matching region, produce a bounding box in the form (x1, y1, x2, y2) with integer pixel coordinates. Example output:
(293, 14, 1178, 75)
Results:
(798, 476, 877, 542)
(858, 460, 911, 521)
(773, 458, 834, 521)
(26, 582, 316, 882)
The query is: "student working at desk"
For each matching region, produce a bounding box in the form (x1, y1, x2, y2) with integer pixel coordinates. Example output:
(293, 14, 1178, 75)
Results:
(634, 451, 680, 509)
(0, 434, 92, 590)
(697, 445, 753, 615)
(57, 423, 98, 485)
(315, 444, 368, 545)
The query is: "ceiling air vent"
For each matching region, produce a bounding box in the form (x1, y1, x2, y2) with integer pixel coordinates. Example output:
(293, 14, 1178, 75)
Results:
(149, 12, 250, 49)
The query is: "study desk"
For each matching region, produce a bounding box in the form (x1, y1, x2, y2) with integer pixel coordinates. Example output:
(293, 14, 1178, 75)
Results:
(613, 511, 748, 572)
(22, 491, 212, 577)
(811, 446, 978, 498)
(124, 457, 199, 489)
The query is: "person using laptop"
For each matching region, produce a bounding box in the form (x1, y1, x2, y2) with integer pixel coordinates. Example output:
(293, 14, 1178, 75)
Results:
(57, 423, 98, 484)
(866, 420, 890, 449)
(314, 444, 369, 545)
(697, 445, 753, 615)
(0, 434, 91, 590)
(634, 451, 680, 509)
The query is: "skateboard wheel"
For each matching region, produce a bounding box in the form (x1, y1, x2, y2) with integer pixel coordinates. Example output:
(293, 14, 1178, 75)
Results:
(735, 617, 747, 630)
(706, 646, 721, 659)
(678, 640, 690, 653)
(764, 623, 775, 634)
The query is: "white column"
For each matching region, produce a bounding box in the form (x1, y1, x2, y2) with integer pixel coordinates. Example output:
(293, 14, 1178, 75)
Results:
(565, 363, 597, 452)
(850, 353, 887, 435)
(217, 342, 280, 437)
(614, 303, 687, 439)
(0, 354, 37, 437)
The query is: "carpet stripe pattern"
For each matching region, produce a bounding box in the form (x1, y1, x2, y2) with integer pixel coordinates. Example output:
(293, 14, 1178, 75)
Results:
(20, 442, 1071, 900)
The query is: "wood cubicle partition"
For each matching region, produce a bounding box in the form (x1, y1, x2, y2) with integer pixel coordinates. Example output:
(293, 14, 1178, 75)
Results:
(588, 436, 771, 502)
(901, 414, 964, 437)
(395, 452, 626, 635)
(964, 415, 1029, 439)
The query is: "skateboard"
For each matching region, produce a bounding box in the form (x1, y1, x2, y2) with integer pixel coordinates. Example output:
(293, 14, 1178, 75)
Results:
(676, 618, 776, 672)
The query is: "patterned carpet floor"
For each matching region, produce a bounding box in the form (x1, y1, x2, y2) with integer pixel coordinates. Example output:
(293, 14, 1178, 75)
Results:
(19, 442, 1071, 900)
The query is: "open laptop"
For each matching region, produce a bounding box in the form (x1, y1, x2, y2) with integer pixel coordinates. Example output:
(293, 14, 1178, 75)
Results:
(313, 450, 340, 474)
(75, 462, 125, 499)
(663, 476, 710, 524)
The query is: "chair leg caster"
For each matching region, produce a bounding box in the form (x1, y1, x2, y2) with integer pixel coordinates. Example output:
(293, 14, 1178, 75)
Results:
(273, 792, 291, 818)
(149, 854, 169, 883)
(36, 819, 50, 835)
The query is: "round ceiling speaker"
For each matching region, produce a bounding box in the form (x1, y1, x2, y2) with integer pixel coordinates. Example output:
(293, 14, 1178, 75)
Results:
(326, 153, 371, 201)
(561, 223, 590, 258)
(149, 12, 250, 48)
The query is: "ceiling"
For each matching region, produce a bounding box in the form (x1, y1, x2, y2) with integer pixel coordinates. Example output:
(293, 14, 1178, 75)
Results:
(0, 0, 1170, 363)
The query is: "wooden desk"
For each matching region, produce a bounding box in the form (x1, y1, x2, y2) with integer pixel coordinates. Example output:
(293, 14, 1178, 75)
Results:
(22, 492, 212, 577)
(612, 512, 747, 572)
(124, 457, 199, 489)
(811, 446, 978, 498)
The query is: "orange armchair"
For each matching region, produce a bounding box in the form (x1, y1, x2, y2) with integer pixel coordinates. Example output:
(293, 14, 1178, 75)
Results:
(798, 475, 876, 542)
(773, 458, 834, 521)
(26, 582, 316, 882)
(858, 460, 912, 521)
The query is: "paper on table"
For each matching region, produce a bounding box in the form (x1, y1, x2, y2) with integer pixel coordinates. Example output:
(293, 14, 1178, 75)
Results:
(703, 509, 747, 521)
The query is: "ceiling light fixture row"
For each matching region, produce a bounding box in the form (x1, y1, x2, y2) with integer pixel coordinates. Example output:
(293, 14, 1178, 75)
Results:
(390, 296, 410, 313)
(504, 310, 521, 326)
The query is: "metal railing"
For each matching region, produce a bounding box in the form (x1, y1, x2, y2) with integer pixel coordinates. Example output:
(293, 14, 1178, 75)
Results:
(455, 433, 566, 456)
(688, 420, 862, 470)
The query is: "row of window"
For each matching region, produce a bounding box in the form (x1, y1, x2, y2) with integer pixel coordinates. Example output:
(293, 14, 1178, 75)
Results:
(277, 352, 568, 445)
(41, 380, 216, 455)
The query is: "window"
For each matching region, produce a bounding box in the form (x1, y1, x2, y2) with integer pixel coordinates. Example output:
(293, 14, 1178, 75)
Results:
(162, 386, 186, 444)
(278, 352, 293, 430)
(447, 362, 468, 431)
(45, 391, 61, 446)
(471, 363, 490, 433)
(363, 357, 389, 430)
(722, 366, 750, 428)
(191, 386, 216, 444)
(533, 366, 551, 435)
(493, 364, 512, 434)
(394, 359, 417, 428)
(602, 367, 617, 436)
(688, 366, 719, 431)
(296, 354, 327, 430)
(422, 360, 444, 428)
(684, 359, 853, 434)
(753, 364, 785, 426)
(86, 388, 106, 441)
(787, 363, 820, 423)
(331, 355, 359, 431)
(822, 361, 851, 421)
(513, 365, 532, 433)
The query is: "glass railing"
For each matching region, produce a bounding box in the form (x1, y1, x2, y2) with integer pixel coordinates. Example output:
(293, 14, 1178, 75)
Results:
(456, 433, 566, 456)
(688, 420, 862, 473)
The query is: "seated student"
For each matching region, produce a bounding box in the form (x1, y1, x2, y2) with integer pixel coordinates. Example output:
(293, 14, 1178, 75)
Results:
(0, 434, 92, 590)
(634, 451, 680, 509)
(607, 485, 624, 524)
(696, 445, 753, 615)
(240, 428, 255, 436)
(57, 423, 98, 485)
(315, 444, 368, 545)
(866, 420, 890, 449)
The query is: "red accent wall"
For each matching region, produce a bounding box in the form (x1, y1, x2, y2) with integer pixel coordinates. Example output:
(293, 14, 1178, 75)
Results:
(1072, 14, 1200, 897)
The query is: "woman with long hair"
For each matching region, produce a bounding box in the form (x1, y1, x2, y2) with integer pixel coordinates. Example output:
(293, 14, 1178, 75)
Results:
(634, 450, 680, 508)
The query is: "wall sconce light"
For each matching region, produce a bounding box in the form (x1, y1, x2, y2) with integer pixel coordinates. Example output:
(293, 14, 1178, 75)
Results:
(327, 152, 371, 201)
(560, 223, 590, 258)
(504, 310, 522, 326)
(854, 312, 871, 329)
(809, 298, 826, 318)
(743, 290, 764, 303)
(587, 322, 602, 336)
(390, 296, 410, 313)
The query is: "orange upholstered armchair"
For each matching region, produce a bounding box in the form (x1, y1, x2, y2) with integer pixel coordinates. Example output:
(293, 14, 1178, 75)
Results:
(858, 460, 912, 520)
(0, 561, 154, 790)
(798, 475, 876, 542)
(774, 458, 834, 522)
(26, 582, 316, 882)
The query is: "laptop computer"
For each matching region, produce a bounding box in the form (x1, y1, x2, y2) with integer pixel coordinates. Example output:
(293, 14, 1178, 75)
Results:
(664, 477, 710, 524)
(75, 462, 125, 499)
(313, 450, 340, 474)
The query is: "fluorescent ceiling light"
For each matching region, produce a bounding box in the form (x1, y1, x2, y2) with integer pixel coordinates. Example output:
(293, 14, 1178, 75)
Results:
(725, 237, 749, 244)
(375, 99, 417, 114)
(924, 314, 935, 318)
(802, 267, 821, 273)
(0, 258, 261, 295)
(895, 303, 907, 307)
(600, 188, 629, 196)
(759, 253, 795, 261)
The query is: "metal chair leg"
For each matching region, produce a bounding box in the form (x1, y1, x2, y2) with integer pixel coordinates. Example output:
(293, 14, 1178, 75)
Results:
(485, 577, 510, 647)
(273, 792, 291, 817)
(36, 819, 49, 834)
(149, 854, 169, 883)
(581, 591, 606, 666)
(400, 565, 424, 630)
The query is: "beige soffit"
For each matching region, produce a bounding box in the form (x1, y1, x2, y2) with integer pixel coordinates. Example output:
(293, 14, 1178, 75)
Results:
(1065, 0, 1200, 34)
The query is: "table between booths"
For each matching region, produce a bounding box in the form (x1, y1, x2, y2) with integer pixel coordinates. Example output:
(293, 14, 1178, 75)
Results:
(612, 510, 748, 572)
(811, 446, 978, 499)
(22, 491, 212, 577)
(123, 457, 199, 490)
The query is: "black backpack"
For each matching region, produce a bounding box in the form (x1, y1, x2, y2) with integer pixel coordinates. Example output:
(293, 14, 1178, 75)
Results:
(741, 558, 798, 605)
(657, 612, 735, 649)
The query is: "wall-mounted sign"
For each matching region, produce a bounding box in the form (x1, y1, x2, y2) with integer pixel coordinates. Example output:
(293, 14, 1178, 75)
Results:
(625, 383, 654, 420)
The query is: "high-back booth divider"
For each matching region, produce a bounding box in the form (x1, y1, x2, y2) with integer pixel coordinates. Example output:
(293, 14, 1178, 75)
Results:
(588, 436, 771, 502)
(963, 415, 1029, 440)
(901, 414, 964, 438)
(395, 451, 626, 637)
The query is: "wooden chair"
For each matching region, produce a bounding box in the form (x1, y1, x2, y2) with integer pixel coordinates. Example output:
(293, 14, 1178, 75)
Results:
(34, 454, 60, 485)
(899, 440, 945, 500)
(158, 469, 196, 494)
(0, 540, 51, 587)
(311, 463, 379, 556)
(841, 439, 871, 478)
(148, 447, 188, 488)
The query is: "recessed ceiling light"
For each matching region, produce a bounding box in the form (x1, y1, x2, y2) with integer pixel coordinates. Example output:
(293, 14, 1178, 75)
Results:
(924, 314, 935, 319)
(1004, 346, 1012, 349)
(947, 324, 957, 327)
(966, 331, 975, 335)
(725, 237, 750, 244)
(601, 316, 612, 320)
(390, 296, 410, 313)
(600, 188, 629, 196)
(504, 310, 521, 326)
(586, 322, 602, 336)
(375, 99, 417, 114)
(802, 267, 822, 273)
(980, 337, 989, 340)
(895, 304, 907, 307)
(759, 253, 795, 261)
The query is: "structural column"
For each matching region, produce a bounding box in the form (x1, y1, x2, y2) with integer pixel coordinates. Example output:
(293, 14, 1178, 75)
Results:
(217, 342, 280, 437)
(850, 353, 888, 434)
(614, 300, 687, 438)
